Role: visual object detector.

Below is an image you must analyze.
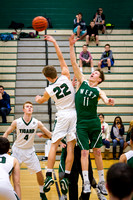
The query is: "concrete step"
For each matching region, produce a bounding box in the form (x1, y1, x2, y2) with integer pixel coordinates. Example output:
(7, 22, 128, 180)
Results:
(0, 81, 15, 88)
(0, 60, 16, 66)
(103, 115, 132, 123)
(97, 106, 133, 113)
(85, 74, 133, 80)
(0, 41, 17, 46)
(77, 53, 133, 59)
(0, 67, 16, 73)
(1, 74, 16, 80)
(76, 41, 133, 46)
(18, 46, 70, 53)
(16, 66, 74, 73)
(18, 40, 69, 47)
(0, 115, 14, 123)
(83, 67, 133, 73)
(99, 98, 133, 104)
(0, 54, 17, 59)
(0, 47, 17, 53)
(101, 89, 133, 96)
(76, 47, 133, 53)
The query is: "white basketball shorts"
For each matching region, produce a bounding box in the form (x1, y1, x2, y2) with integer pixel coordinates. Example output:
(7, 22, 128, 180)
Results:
(52, 109, 77, 143)
(12, 145, 41, 174)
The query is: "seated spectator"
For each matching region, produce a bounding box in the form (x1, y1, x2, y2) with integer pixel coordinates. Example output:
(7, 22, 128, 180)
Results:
(110, 116, 125, 160)
(98, 113, 110, 159)
(98, 44, 114, 73)
(106, 163, 133, 200)
(79, 44, 94, 73)
(120, 129, 133, 168)
(86, 21, 99, 46)
(124, 120, 133, 149)
(73, 13, 87, 39)
(0, 85, 11, 123)
(93, 8, 105, 34)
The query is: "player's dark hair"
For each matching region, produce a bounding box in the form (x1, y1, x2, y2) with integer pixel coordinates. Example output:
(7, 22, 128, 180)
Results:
(0, 85, 4, 89)
(83, 44, 88, 48)
(107, 163, 133, 199)
(42, 65, 57, 79)
(98, 113, 104, 118)
(105, 44, 110, 48)
(95, 68, 105, 84)
(0, 137, 10, 154)
(78, 12, 83, 16)
(23, 101, 33, 109)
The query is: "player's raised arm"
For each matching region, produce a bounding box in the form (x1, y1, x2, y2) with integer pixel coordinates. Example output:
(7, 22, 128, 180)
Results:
(12, 158, 21, 199)
(99, 89, 115, 106)
(35, 90, 50, 104)
(44, 35, 70, 80)
(69, 34, 85, 84)
(37, 121, 52, 138)
(3, 120, 17, 138)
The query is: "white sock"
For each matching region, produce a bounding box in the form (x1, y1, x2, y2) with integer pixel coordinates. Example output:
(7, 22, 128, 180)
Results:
(65, 170, 70, 174)
(39, 185, 44, 193)
(80, 67, 83, 73)
(98, 170, 104, 182)
(47, 168, 53, 173)
(82, 171, 90, 183)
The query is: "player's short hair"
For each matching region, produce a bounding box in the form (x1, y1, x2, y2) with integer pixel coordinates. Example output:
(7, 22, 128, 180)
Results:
(0, 85, 4, 89)
(105, 44, 110, 48)
(95, 68, 105, 84)
(0, 137, 10, 154)
(42, 65, 57, 79)
(83, 44, 88, 48)
(107, 163, 133, 199)
(98, 113, 104, 118)
(23, 101, 33, 109)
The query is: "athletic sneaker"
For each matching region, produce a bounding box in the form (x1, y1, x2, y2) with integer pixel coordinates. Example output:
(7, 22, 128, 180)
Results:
(83, 181, 91, 193)
(59, 194, 67, 200)
(97, 181, 108, 195)
(60, 178, 69, 195)
(95, 187, 107, 200)
(40, 192, 48, 200)
(43, 176, 54, 193)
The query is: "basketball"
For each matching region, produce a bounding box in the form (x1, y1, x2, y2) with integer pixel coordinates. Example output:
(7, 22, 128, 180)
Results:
(32, 16, 48, 32)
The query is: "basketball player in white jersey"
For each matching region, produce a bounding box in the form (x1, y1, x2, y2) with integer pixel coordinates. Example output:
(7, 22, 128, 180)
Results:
(35, 35, 76, 195)
(3, 101, 51, 200)
(0, 137, 21, 200)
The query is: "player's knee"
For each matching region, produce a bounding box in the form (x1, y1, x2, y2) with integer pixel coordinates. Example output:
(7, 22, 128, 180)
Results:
(81, 150, 89, 158)
(93, 148, 101, 156)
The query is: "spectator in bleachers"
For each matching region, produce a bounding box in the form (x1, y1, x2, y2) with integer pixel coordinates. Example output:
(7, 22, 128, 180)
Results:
(98, 44, 114, 73)
(79, 44, 94, 73)
(111, 116, 125, 160)
(124, 120, 133, 149)
(106, 163, 133, 200)
(86, 21, 99, 46)
(93, 8, 105, 34)
(73, 13, 87, 40)
(98, 113, 110, 159)
(0, 85, 11, 123)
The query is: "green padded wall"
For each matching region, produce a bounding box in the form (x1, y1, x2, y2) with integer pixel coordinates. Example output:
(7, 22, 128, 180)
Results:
(0, 0, 133, 29)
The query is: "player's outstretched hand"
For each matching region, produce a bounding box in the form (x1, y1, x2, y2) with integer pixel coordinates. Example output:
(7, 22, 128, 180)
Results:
(44, 35, 56, 43)
(35, 95, 42, 103)
(69, 34, 79, 45)
(108, 98, 115, 106)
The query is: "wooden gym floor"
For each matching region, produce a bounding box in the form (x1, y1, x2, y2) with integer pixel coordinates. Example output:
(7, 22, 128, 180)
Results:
(15, 159, 119, 200)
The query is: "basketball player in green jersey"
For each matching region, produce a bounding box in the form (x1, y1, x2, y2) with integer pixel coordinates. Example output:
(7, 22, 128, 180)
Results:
(69, 34, 115, 195)
(120, 130, 133, 168)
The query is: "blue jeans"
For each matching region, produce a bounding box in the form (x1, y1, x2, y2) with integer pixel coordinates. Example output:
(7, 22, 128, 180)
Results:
(102, 139, 110, 149)
(112, 138, 124, 158)
(0, 107, 10, 123)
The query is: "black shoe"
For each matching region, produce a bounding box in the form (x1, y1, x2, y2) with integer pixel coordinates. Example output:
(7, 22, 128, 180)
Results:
(108, 70, 111, 73)
(41, 156, 48, 161)
(96, 44, 98, 46)
(113, 157, 117, 160)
